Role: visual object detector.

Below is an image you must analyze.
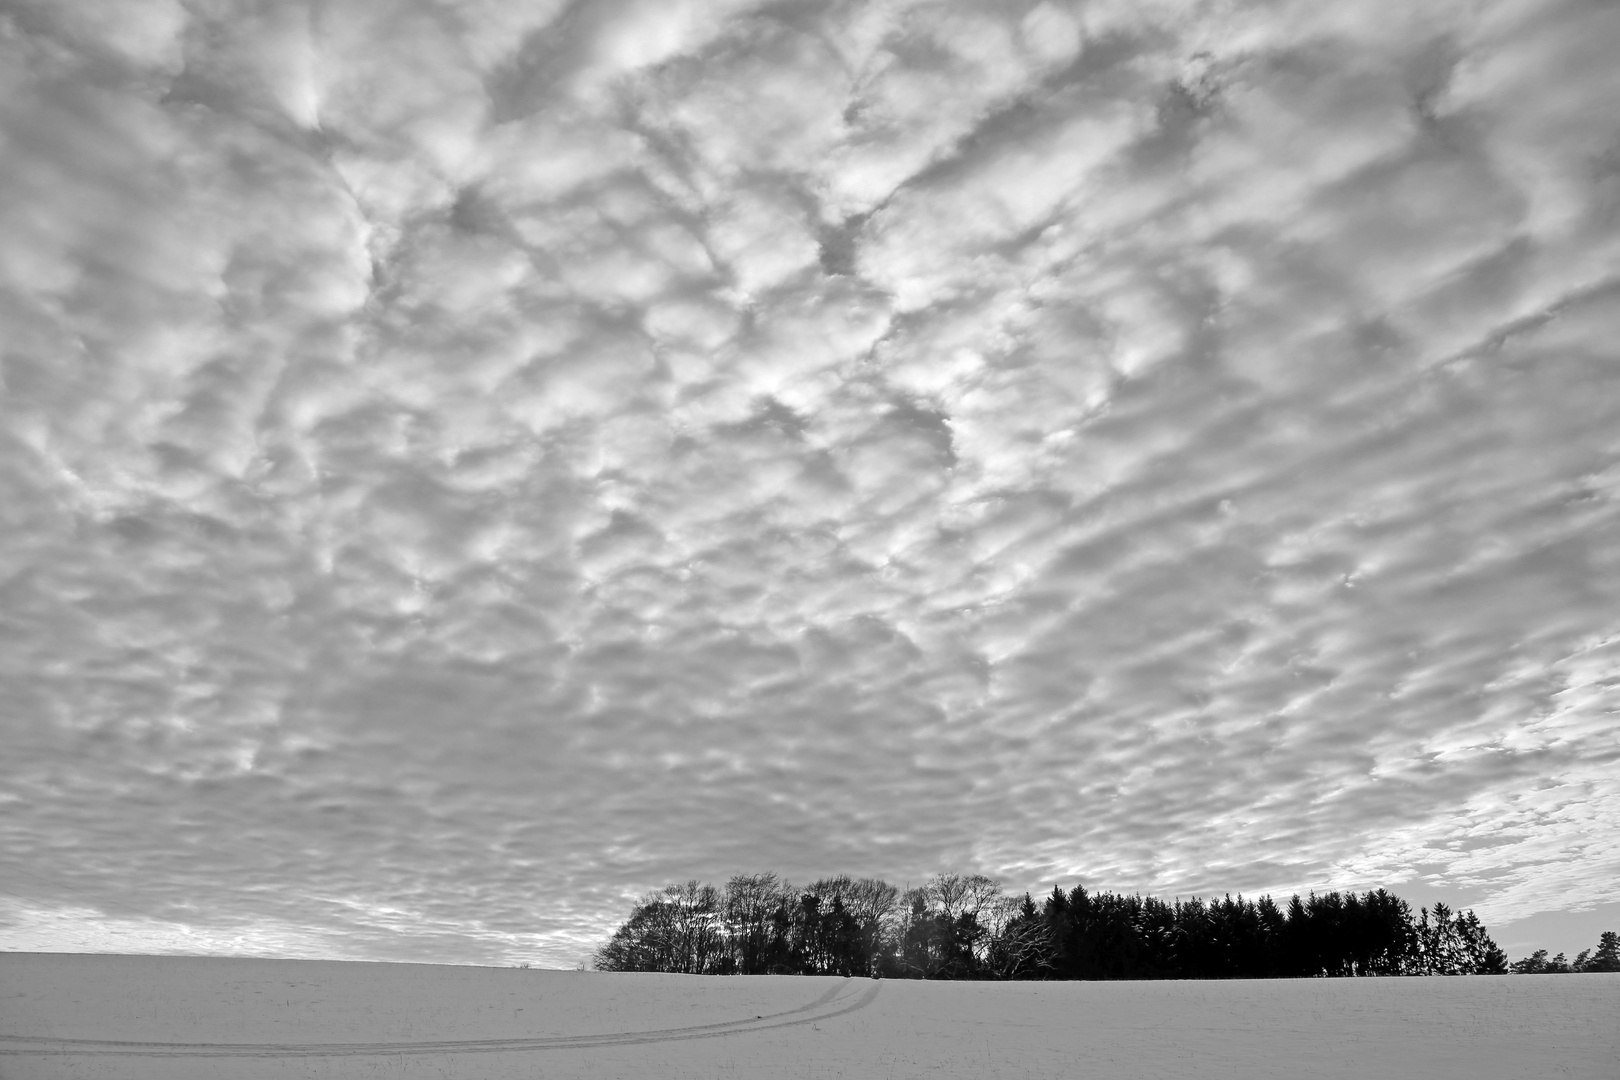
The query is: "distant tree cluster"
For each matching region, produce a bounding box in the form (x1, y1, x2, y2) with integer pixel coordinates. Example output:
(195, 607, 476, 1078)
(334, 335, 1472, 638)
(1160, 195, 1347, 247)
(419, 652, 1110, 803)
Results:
(1508, 931, 1620, 974)
(593, 873, 1516, 979)
(593, 874, 897, 977)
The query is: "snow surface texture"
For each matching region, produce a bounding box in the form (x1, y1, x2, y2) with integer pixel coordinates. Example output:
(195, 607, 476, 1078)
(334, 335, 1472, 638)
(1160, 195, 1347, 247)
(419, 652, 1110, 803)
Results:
(4, 0, 1620, 966)
(2, 955, 1618, 1080)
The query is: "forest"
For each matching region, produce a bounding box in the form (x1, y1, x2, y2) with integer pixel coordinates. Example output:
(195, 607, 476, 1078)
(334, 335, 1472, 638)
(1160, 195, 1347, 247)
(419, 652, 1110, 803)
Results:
(594, 872, 1617, 979)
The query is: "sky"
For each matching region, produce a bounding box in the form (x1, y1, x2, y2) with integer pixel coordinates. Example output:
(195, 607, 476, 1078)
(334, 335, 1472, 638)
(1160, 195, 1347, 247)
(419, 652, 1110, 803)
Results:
(1, 0, 1618, 970)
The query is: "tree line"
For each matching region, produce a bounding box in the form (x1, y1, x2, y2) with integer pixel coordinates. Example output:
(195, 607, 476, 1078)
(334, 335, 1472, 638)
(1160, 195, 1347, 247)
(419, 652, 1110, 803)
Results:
(592, 872, 1554, 979)
(1507, 931, 1620, 974)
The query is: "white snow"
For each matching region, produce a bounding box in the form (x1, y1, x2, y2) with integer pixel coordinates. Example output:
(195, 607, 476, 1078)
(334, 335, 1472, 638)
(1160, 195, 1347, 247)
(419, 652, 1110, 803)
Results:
(2, 954, 1616, 1079)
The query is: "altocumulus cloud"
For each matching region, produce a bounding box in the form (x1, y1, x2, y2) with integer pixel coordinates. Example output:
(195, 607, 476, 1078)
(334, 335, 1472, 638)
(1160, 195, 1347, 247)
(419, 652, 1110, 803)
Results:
(2, 0, 1619, 966)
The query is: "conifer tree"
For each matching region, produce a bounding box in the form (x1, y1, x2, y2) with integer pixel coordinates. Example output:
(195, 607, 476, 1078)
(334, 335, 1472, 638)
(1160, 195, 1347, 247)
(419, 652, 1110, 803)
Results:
(1281, 894, 1312, 976)
(1256, 894, 1288, 977)
(1509, 949, 1573, 974)
(1417, 903, 1467, 975)
(1456, 910, 1508, 974)
(1590, 930, 1620, 972)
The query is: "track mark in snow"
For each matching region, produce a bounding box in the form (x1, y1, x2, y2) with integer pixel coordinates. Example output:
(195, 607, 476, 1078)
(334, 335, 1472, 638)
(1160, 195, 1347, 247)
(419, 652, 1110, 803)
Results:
(0, 979, 882, 1059)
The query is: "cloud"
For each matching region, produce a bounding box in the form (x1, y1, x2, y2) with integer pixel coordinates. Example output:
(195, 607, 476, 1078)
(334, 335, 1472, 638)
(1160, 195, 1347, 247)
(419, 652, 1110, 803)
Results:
(3, 0, 1619, 966)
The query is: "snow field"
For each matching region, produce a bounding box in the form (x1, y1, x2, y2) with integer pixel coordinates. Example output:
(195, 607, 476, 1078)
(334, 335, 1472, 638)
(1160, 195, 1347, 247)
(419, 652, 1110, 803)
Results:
(2, 953, 1616, 1079)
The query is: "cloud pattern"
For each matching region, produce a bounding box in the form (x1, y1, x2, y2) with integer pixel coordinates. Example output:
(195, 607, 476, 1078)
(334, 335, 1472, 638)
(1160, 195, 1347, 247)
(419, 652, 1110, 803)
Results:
(2, 0, 1619, 965)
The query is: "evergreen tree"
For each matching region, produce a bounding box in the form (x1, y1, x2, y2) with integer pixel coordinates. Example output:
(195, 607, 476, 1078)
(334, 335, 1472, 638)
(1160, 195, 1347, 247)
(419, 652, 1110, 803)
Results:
(1040, 885, 1081, 978)
(1456, 910, 1508, 975)
(1581, 931, 1620, 973)
(1139, 896, 1180, 977)
(1089, 892, 1145, 979)
(1362, 889, 1419, 975)
(1309, 892, 1351, 976)
(1509, 949, 1574, 974)
(811, 876, 899, 976)
(898, 889, 946, 978)
(1256, 895, 1288, 978)
(1417, 903, 1467, 975)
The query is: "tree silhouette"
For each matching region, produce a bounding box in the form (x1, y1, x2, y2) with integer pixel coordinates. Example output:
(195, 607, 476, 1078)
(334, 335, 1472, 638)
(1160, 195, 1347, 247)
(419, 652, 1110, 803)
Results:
(1584, 930, 1620, 973)
(1514, 930, 1620, 974)
(1510, 949, 1572, 974)
(595, 871, 1507, 982)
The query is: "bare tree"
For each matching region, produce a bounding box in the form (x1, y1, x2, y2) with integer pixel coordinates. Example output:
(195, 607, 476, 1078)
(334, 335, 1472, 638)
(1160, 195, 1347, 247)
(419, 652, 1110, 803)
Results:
(986, 893, 1056, 979)
(724, 872, 786, 974)
(807, 874, 899, 973)
(662, 880, 725, 974)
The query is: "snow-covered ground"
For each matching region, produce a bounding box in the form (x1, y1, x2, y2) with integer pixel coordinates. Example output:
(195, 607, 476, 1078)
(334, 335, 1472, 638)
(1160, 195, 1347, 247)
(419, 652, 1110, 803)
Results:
(2, 954, 1616, 1079)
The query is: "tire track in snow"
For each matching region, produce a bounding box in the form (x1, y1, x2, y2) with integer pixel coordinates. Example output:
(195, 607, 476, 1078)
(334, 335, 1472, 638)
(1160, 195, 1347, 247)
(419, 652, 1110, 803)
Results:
(0, 978, 882, 1059)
